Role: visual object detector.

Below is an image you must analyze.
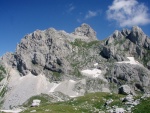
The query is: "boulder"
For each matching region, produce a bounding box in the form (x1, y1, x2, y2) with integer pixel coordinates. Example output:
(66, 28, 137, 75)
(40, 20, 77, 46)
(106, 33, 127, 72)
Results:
(118, 85, 131, 95)
(104, 99, 113, 106)
(115, 108, 125, 113)
(122, 94, 134, 102)
(31, 99, 41, 107)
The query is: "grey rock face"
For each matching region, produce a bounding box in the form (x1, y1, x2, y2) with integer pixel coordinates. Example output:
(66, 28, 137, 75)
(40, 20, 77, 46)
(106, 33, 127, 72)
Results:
(105, 30, 124, 45)
(144, 36, 150, 49)
(110, 63, 150, 93)
(32, 52, 45, 66)
(101, 46, 116, 59)
(86, 78, 109, 93)
(147, 61, 150, 69)
(12, 29, 73, 76)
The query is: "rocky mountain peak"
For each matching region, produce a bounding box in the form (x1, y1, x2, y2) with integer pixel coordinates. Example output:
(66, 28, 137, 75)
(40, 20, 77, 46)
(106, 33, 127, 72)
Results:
(132, 26, 144, 34)
(121, 29, 131, 37)
(127, 26, 149, 47)
(73, 23, 97, 41)
(112, 30, 123, 38)
(105, 30, 125, 45)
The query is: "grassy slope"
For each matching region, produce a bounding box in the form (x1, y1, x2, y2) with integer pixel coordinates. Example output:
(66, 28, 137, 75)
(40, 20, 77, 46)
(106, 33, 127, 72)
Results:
(22, 92, 124, 113)
(22, 93, 150, 113)
(132, 97, 150, 113)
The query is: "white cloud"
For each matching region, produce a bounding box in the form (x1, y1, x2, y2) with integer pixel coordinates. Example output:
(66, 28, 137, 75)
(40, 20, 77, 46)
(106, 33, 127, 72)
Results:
(77, 10, 101, 23)
(85, 10, 97, 19)
(107, 0, 150, 27)
(77, 18, 81, 23)
(68, 4, 75, 13)
(85, 10, 101, 19)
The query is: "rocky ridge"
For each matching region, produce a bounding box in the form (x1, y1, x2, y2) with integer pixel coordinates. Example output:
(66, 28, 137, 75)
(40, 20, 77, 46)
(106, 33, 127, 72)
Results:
(0, 23, 150, 110)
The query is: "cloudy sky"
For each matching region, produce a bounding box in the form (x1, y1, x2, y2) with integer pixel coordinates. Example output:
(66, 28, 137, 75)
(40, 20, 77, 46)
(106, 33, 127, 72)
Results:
(0, 0, 150, 56)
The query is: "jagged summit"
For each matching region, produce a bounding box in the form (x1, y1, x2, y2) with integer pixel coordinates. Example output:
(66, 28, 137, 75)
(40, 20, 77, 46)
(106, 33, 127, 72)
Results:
(112, 30, 123, 38)
(22, 23, 97, 43)
(72, 23, 97, 41)
(127, 26, 150, 48)
(105, 26, 150, 49)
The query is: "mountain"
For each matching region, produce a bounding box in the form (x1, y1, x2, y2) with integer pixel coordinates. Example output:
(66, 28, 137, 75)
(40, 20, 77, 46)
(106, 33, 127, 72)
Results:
(0, 23, 150, 111)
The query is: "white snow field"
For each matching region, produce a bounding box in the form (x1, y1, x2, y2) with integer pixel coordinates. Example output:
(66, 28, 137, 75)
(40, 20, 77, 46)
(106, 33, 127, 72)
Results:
(81, 69, 102, 78)
(81, 68, 108, 83)
(117, 57, 140, 65)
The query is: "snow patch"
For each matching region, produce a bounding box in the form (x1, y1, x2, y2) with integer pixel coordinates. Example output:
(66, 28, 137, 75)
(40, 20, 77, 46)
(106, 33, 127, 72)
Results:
(127, 57, 139, 64)
(81, 69, 108, 82)
(81, 69, 102, 78)
(117, 57, 140, 65)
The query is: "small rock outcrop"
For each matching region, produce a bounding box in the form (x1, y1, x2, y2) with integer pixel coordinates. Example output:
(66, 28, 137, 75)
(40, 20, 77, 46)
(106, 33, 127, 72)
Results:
(118, 85, 132, 95)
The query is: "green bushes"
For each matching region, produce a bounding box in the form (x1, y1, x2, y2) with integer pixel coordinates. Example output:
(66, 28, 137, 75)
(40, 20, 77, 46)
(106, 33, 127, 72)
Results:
(0, 65, 6, 82)
(70, 39, 99, 48)
(0, 65, 6, 74)
(0, 87, 7, 97)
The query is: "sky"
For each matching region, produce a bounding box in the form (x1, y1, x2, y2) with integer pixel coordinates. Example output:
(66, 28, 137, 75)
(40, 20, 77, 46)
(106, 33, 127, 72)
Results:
(0, 0, 150, 56)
